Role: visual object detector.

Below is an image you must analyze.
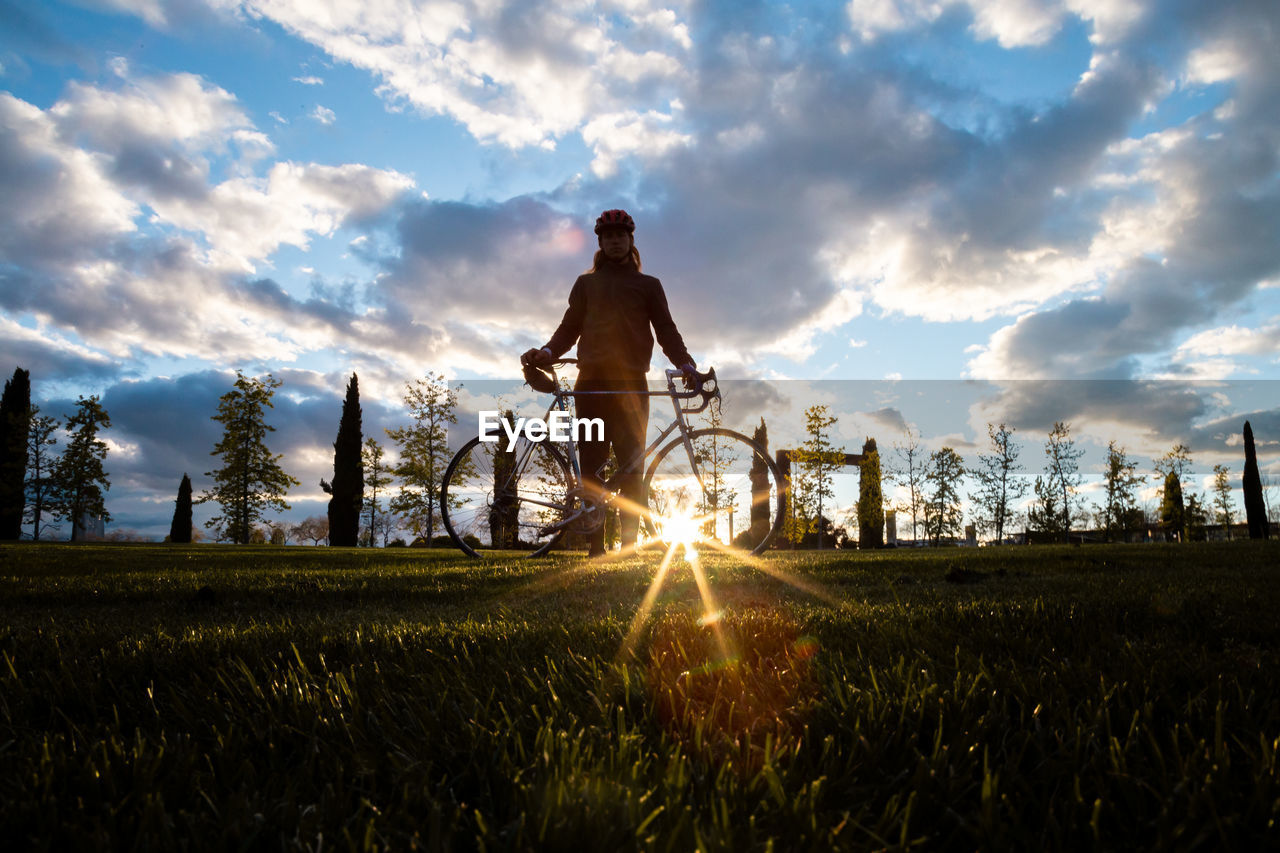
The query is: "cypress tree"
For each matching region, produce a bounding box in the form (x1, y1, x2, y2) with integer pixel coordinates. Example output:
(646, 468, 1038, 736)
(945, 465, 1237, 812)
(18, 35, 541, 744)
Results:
(325, 373, 363, 547)
(0, 367, 31, 539)
(1160, 471, 1186, 542)
(170, 473, 193, 543)
(1242, 421, 1268, 540)
(749, 418, 771, 547)
(858, 437, 884, 548)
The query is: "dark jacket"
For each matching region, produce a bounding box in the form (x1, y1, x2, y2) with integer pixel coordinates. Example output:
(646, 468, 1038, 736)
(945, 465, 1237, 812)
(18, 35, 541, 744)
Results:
(543, 259, 691, 377)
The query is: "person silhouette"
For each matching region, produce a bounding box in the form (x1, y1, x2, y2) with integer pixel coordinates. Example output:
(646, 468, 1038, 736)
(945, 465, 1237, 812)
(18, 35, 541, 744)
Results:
(522, 209, 696, 557)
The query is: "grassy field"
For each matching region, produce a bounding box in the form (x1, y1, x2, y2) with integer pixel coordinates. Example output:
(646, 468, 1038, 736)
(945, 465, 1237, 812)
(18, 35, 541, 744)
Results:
(2, 540, 1279, 850)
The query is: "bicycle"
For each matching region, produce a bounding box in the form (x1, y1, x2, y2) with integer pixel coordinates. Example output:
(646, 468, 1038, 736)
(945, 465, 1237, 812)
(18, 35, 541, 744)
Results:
(440, 360, 784, 558)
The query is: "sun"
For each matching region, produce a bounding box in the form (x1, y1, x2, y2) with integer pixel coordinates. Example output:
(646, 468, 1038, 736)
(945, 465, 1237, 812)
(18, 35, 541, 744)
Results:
(658, 508, 702, 550)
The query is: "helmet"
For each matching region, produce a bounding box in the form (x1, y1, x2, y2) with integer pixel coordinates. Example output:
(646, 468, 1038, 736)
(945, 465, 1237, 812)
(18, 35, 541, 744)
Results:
(522, 363, 558, 394)
(594, 209, 635, 235)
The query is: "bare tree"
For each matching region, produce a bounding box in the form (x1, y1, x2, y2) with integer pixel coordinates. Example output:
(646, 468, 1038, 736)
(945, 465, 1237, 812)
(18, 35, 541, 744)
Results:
(890, 424, 927, 544)
(1042, 422, 1084, 542)
(290, 515, 330, 546)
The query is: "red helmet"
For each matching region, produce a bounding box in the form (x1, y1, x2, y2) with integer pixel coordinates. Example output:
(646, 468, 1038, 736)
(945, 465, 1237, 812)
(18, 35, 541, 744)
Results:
(594, 209, 635, 234)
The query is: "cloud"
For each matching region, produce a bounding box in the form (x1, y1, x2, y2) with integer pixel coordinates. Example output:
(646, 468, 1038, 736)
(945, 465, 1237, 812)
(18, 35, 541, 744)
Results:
(846, 0, 1146, 47)
(0, 93, 139, 268)
(293, 75, 324, 86)
(204, 0, 689, 154)
(311, 105, 335, 125)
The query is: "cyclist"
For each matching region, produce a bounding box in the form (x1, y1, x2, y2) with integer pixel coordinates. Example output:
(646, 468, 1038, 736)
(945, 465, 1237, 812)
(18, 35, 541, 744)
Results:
(522, 209, 697, 557)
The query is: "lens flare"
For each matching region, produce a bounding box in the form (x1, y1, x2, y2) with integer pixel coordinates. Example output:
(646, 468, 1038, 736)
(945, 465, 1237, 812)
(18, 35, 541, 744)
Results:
(658, 508, 703, 549)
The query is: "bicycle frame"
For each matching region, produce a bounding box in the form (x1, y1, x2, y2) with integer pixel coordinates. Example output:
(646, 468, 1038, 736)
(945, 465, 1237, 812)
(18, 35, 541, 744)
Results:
(503, 360, 718, 534)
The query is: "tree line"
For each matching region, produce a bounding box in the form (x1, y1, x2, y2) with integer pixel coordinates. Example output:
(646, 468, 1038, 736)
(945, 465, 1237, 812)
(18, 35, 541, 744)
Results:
(0, 363, 1275, 546)
(0, 366, 468, 546)
(776, 404, 1274, 548)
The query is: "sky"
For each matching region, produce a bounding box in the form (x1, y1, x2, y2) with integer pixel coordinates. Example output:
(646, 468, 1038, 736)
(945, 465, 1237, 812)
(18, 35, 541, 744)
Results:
(1, 0, 1277, 539)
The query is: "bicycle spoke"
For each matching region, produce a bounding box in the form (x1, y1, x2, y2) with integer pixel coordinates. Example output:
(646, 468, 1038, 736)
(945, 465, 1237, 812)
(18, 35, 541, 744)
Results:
(644, 428, 783, 555)
(441, 436, 574, 557)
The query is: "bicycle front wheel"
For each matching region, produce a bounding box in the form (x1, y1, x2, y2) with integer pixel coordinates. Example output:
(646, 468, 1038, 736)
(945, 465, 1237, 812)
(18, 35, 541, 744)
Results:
(441, 435, 575, 558)
(643, 428, 783, 556)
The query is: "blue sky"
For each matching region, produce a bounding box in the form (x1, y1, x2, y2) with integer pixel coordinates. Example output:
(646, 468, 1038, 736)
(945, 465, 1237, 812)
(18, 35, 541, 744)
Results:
(2, 0, 1277, 538)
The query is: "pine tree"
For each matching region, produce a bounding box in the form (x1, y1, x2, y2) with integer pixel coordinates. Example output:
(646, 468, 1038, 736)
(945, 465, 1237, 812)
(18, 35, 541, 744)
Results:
(1100, 441, 1144, 541)
(24, 407, 60, 541)
(169, 473, 193, 543)
(857, 437, 884, 548)
(787, 405, 842, 548)
(0, 367, 32, 539)
(387, 372, 460, 544)
(1242, 421, 1268, 539)
(1027, 475, 1063, 536)
(323, 373, 363, 547)
(923, 447, 964, 545)
(52, 395, 112, 540)
(968, 423, 1027, 544)
(199, 372, 299, 545)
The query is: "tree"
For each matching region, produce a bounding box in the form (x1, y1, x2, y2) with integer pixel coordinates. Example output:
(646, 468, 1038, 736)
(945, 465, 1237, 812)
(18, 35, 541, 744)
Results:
(1154, 443, 1194, 485)
(857, 437, 884, 548)
(1160, 471, 1186, 542)
(52, 395, 112, 541)
(1211, 464, 1235, 539)
(694, 402, 738, 543)
(787, 405, 842, 549)
(322, 373, 363, 547)
(291, 515, 330, 546)
(1185, 491, 1210, 542)
(0, 367, 32, 539)
(362, 437, 393, 547)
(1042, 422, 1084, 542)
(923, 447, 964, 545)
(24, 408, 60, 541)
(968, 423, 1027, 544)
(199, 372, 299, 545)
(748, 418, 772, 548)
(1027, 475, 1063, 536)
(166, 471, 190, 545)
(169, 473, 194, 543)
(1242, 422, 1268, 539)
(1100, 441, 1144, 541)
(386, 372, 460, 544)
(891, 424, 927, 544)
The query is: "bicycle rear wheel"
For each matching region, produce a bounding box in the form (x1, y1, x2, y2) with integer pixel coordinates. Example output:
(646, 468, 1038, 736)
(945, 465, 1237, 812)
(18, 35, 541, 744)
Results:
(642, 428, 783, 556)
(441, 435, 575, 558)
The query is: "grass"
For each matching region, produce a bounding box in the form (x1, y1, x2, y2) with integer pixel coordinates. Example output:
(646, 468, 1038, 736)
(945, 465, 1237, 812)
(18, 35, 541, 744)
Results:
(1, 540, 1279, 850)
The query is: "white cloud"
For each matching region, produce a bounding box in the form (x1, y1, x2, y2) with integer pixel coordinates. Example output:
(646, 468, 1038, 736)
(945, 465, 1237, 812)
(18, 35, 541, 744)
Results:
(0, 93, 139, 265)
(293, 75, 324, 86)
(846, 0, 1144, 48)
(581, 110, 691, 177)
(1175, 322, 1280, 361)
(211, 0, 691, 154)
(311, 105, 336, 125)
